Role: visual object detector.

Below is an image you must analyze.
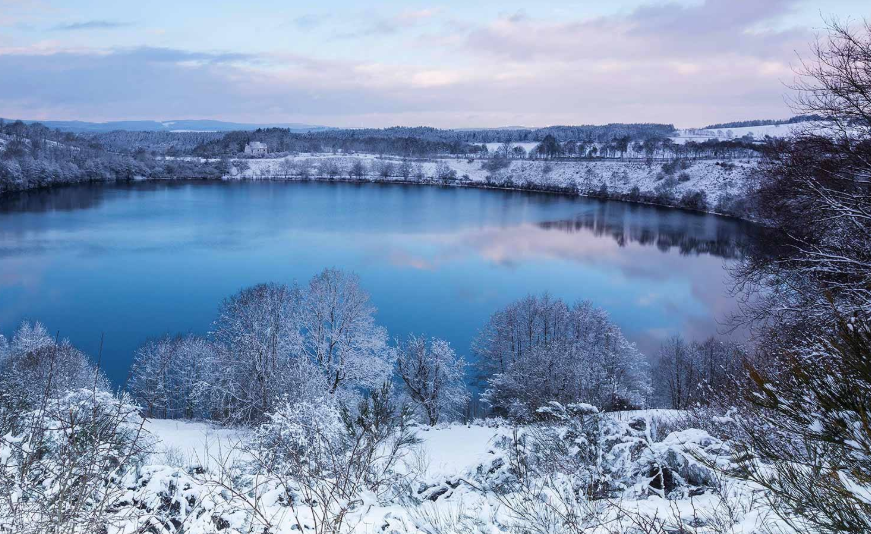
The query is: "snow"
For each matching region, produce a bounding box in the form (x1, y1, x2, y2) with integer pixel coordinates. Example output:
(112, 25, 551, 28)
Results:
(37, 414, 797, 533)
(144, 419, 248, 470)
(144, 418, 509, 479)
(410, 424, 511, 478)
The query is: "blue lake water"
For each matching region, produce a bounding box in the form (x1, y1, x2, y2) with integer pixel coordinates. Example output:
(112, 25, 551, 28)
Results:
(0, 181, 755, 385)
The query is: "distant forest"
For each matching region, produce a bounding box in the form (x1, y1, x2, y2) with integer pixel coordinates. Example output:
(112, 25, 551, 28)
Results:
(702, 114, 824, 130)
(90, 124, 676, 157)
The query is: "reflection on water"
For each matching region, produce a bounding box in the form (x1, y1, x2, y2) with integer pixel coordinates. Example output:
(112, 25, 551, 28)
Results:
(539, 213, 754, 259)
(0, 181, 756, 385)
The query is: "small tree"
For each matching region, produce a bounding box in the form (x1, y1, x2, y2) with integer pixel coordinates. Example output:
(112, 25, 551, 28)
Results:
(212, 282, 302, 424)
(434, 160, 456, 183)
(396, 335, 468, 425)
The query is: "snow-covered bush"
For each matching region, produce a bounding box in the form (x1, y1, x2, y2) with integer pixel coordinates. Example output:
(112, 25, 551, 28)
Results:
(730, 312, 871, 533)
(255, 396, 346, 478)
(248, 385, 418, 533)
(0, 389, 150, 534)
(396, 335, 468, 425)
(0, 322, 107, 431)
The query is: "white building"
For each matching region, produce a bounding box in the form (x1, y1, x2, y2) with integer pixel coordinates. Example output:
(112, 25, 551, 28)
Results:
(244, 142, 267, 157)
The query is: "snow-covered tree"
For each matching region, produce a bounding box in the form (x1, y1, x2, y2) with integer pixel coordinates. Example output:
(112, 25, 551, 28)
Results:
(128, 334, 215, 420)
(396, 335, 468, 425)
(211, 282, 303, 424)
(300, 268, 394, 395)
(651, 336, 745, 409)
(475, 295, 649, 418)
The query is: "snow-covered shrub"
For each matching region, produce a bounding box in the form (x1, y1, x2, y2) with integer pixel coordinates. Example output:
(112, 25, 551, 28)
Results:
(247, 384, 419, 533)
(0, 389, 150, 534)
(0, 322, 106, 432)
(730, 312, 871, 533)
(481, 155, 511, 173)
(255, 396, 346, 478)
(679, 189, 708, 211)
(396, 335, 468, 426)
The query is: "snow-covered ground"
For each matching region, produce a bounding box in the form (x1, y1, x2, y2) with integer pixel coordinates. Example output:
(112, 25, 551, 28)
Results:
(144, 419, 249, 471)
(134, 412, 787, 533)
(483, 141, 540, 153)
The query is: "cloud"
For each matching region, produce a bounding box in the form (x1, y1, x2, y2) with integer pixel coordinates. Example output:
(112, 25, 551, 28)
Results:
(463, 0, 806, 62)
(52, 20, 131, 31)
(288, 14, 325, 31)
(0, 0, 815, 127)
(334, 7, 443, 39)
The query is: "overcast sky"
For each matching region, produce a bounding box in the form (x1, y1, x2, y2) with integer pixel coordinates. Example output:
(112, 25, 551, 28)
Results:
(0, 0, 867, 128)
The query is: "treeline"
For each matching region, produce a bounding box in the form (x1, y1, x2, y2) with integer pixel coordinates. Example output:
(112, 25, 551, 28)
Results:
(702, 114, 824, 130)
(88, 130, 225, 155)
(521, 134, 761, 160)
(315, 123, 677, 143)
(191, 124, 678, 158)
(192, 128, 482, 158)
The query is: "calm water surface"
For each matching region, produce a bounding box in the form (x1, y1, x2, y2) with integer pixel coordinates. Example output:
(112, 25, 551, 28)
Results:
(0, 181, 755, 385)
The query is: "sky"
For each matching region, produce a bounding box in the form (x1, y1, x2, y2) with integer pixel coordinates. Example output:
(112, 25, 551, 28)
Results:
(0, 0, 868, 128)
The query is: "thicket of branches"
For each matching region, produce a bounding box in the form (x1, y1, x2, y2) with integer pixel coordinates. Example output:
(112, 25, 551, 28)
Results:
(721, 19, 871, 533)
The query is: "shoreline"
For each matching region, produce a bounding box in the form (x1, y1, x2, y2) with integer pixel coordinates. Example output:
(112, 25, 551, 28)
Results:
(0, 173, 757, 222)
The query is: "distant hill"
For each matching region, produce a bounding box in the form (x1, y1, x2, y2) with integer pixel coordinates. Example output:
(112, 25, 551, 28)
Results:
(1, 118, 333, 133)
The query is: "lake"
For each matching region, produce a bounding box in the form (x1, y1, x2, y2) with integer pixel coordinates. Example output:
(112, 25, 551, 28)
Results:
(0, 181, 755, 385)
